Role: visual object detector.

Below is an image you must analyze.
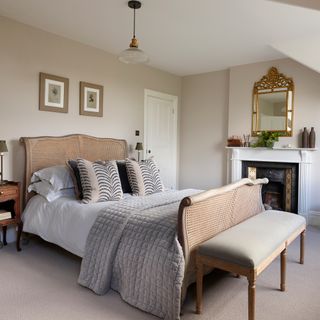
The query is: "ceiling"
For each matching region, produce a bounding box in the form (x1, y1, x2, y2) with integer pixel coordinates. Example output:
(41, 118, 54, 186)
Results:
(0, 0, 320, 76)
(270, 0, 320, 11)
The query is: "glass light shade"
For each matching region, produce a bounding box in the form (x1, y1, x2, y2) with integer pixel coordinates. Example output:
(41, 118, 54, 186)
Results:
(118, 47, 149, 64)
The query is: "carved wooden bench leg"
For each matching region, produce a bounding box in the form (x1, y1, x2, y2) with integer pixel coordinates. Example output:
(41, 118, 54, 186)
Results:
(300, 230, 305, 265)
(280, 248, 287, 292)
(196, 255, 203, 314)
(248, 274, 256, 320)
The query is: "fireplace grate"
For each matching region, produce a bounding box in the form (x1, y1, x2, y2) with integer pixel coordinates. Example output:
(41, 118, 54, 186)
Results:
(242, 161, 298, 213)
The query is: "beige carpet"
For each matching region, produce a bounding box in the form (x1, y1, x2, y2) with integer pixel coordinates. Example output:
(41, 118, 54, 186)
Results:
(0, 226, 319, 320)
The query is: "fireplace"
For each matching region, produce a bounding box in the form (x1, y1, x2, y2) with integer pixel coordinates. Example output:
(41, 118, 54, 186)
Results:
(227, 147, 315, 218)
(242, 161, 298, 213)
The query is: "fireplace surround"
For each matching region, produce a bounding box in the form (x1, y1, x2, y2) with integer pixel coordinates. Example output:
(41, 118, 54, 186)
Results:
(227, 147, 316, 219)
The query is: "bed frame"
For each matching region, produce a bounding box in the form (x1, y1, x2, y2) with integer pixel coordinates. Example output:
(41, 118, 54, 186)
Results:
(20, 134, 128, 206)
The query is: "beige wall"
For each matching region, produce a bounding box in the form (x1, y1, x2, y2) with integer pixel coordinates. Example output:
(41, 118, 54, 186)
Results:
(179, 70, 229, 189)
(180, 58, 320, 216)
(3, 16, 320, 238)
(228, 58, 320, 146)
(228, 58, 320, 212)
(0, 16, 182, 187)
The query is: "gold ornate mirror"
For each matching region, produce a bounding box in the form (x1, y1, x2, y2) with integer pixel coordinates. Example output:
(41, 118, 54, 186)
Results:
(252, 67, 294, 136)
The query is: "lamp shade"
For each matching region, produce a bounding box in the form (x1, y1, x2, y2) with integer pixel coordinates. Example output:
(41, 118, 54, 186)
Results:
(118, 47, 149, 64)
(135, 142, 144, 151)
(118, 1, 149, 65)
(0, 140, 8, 153)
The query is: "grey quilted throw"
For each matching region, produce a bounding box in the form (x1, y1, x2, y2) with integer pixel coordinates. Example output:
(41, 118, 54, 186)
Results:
(78, 189, 200, 320)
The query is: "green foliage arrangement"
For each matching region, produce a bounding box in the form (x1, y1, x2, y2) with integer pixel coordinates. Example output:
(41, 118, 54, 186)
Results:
(251, 131, 280, 148)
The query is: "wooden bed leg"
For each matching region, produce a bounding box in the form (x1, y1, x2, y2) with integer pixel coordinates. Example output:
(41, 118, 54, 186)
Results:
(16, 222, 23, 252)
(248, 275, 256, 320)
(280, 248, 287, 292)
(3, 226, 7, 245)
(196, 255, 203, 314)
(300, 230, 305, 264)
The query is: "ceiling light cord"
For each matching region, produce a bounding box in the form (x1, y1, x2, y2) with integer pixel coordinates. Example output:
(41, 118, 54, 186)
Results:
(118, 0, 148, 64)
(133, 6, 136, 39)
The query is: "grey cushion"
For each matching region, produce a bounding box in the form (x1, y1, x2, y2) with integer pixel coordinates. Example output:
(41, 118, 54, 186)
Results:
(116, 160, 132, 194)
(198, 210, 306, 268)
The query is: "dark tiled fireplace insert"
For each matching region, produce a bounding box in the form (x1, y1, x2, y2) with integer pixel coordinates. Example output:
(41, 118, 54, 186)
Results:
(242, 161, 298, 213)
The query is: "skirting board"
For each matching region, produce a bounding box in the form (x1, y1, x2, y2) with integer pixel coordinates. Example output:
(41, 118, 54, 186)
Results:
(308, 211, 320, 227)
(0, 228, 15, 245)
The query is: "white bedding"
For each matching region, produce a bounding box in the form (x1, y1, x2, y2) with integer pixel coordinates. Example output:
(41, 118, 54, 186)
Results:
(22, 194, 133, 257)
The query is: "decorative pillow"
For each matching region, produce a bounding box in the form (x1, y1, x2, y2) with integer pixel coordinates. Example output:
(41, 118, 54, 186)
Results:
(116, 160, 132, 194)
(30, 165, 74, 191)
(76, 159, 123, 204)
(28, 180, 75, 202)
(125, 158, 165, 196)
(67, 159, 133, 199)
(66, 160, 83, 199)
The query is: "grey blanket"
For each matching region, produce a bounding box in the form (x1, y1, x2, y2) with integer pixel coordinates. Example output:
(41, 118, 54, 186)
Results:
(78, 189, 200, 320)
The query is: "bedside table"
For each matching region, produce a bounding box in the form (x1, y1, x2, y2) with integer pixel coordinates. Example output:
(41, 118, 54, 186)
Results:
(0, 182, 22, 251)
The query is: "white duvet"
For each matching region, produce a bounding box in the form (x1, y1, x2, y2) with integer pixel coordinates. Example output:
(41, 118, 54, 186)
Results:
(22, 194, 133, 257)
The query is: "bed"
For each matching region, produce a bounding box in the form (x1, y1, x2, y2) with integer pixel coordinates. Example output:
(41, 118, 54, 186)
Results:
(20, 134, 200, 320)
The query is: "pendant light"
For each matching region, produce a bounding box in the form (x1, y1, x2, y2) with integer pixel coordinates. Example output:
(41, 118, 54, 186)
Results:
(118, 0, 149, 64)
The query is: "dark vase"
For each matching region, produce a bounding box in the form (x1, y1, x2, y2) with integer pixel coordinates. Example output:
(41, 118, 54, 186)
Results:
(302, 127, 309, 148)
(309, 127, 316, 148)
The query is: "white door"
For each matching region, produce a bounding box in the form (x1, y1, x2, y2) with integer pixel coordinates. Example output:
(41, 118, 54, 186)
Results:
(144, 89, 178, 189)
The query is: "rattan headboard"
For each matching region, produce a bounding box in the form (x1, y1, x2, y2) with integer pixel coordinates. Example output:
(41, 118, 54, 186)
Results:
(19, 134, 128, 206)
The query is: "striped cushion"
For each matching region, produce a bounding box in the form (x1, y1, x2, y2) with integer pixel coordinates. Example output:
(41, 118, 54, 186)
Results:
(76, 159, 123, 204)
(125, 158, 165, 196)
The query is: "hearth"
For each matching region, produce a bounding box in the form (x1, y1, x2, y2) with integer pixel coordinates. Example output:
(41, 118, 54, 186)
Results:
(242, 161, 298, 213)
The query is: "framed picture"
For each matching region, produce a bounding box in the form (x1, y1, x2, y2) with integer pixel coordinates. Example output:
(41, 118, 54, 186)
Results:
(80, 82, 104, 117)
(39, 73, 69, 113)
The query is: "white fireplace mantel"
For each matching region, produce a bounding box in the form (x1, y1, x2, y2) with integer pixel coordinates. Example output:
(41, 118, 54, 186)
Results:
(226, 147, 317, 219)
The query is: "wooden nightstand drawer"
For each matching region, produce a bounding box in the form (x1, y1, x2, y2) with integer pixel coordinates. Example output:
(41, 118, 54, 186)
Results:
(0, 188, 18, 199)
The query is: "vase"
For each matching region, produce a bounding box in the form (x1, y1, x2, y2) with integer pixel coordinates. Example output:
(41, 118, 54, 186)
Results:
(309, 127, 316, 148)
(302, 127, 309, 148)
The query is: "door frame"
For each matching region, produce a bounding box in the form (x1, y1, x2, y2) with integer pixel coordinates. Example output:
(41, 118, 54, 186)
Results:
(144, 89, 178, 188)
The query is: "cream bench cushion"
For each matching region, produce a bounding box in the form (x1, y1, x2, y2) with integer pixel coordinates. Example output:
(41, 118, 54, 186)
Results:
(198, 210, 306, 268)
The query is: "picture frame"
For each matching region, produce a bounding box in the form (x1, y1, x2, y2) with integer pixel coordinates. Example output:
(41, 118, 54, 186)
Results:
(79, 82, 104, 117)
(39, 73, 69, 113)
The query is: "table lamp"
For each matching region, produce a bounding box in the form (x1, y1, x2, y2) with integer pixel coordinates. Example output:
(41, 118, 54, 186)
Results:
(0, 140, 8, 184)
(135, 142, 143, 162)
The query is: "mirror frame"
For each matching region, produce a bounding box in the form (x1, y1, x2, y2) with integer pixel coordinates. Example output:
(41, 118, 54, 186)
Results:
(252, 67, 294, 137)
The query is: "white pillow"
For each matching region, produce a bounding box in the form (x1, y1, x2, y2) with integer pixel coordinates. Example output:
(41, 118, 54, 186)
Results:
(28, 180, 75, 202)
(30, 165, 74, 191)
